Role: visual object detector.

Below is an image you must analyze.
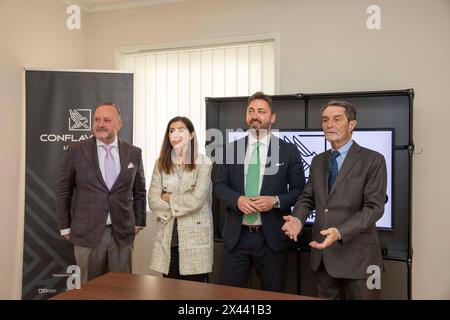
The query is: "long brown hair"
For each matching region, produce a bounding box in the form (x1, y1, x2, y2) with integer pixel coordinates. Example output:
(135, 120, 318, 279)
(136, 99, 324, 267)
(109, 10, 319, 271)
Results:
(157, 116, 198, 174)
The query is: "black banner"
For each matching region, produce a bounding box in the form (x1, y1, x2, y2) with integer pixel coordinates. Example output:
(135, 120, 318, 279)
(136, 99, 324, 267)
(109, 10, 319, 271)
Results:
(23, 70, 133, 299)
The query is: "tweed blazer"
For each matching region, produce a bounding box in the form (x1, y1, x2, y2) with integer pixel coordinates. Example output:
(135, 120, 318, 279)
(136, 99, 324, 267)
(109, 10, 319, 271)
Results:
(148, 154, 213, 275)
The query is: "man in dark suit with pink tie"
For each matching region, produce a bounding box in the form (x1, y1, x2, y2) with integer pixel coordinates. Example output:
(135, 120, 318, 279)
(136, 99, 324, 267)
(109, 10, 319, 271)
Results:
(282, 100, 387, 299)
(56, 103, 147, 283)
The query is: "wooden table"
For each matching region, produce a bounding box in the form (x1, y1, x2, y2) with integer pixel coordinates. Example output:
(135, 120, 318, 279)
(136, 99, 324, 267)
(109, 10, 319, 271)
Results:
(51, 272, 319, 300)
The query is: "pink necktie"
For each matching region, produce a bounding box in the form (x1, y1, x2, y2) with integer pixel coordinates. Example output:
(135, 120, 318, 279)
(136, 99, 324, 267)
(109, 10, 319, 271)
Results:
(102, 145, 118, 190)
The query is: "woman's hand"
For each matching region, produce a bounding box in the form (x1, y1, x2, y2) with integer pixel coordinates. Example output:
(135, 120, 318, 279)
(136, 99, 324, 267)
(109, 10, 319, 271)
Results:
(161, 192, 172, 203)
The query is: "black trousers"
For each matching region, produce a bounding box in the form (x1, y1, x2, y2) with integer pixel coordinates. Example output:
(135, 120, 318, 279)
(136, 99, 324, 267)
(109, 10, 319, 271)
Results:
(314, 261, 380, 300)
(220, 228, 289, 292)
(163, 245, 209, 283)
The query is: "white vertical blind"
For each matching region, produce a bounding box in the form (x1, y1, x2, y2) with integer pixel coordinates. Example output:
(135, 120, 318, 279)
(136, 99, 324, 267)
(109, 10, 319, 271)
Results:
(121, 41, 275, 175)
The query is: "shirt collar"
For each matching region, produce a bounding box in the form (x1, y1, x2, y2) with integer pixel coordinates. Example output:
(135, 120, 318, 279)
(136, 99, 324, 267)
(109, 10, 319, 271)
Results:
(248, 131, 272, 147)
(334, 138, 353, 156)
(96, 136, 119, 148)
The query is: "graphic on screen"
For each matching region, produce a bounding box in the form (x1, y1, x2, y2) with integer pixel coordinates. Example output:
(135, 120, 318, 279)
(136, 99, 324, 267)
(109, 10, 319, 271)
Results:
(228, 129, 393, 229)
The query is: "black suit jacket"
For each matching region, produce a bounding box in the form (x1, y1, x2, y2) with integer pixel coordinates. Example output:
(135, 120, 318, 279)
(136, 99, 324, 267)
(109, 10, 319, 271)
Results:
(55, 137, 147, 247)
(293, 141, 387, 279)
(214, 135, 305, 252)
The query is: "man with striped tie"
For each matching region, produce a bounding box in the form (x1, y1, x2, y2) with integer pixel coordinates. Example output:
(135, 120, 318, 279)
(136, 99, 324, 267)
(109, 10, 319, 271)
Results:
(214, 91, 305, 292)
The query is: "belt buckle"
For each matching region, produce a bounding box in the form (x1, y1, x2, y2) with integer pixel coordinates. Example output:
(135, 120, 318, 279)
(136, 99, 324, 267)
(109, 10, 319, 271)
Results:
(249, 225, 261, 232)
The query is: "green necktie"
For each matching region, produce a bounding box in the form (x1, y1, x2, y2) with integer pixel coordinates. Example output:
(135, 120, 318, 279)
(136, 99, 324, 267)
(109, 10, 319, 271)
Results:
(244, 141, 260, 224)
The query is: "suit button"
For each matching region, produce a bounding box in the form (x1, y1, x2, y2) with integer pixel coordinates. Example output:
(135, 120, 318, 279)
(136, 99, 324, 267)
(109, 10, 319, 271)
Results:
(324, 208, 329, 213)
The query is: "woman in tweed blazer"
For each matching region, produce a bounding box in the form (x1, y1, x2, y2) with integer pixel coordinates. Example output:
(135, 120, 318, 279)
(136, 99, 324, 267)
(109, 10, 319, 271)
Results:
(148, 116, 213, 282)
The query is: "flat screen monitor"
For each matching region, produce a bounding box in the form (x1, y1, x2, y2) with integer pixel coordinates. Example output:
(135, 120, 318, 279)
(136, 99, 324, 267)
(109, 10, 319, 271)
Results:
(228, 129, 393, 230)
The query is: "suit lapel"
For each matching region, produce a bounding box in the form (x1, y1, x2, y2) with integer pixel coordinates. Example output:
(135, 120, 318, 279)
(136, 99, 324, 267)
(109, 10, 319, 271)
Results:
(82, 137, 108, 190)
(328, 142, 361, 198)
(112, 138, 131, 191)
(323, 150, 331, 200)
(260, 135, 276, 193)
(236, 136, 248, 194)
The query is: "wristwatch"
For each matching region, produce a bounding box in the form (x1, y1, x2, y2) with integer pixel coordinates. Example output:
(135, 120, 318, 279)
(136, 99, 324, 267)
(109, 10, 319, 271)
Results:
(273, 196, 280, 209)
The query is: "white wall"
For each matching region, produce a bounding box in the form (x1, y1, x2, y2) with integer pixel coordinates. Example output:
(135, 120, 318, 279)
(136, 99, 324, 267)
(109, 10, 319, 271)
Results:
(1, 0, 449, 299)
(0, 0, 87, 299)
(85, 0, 450, 299)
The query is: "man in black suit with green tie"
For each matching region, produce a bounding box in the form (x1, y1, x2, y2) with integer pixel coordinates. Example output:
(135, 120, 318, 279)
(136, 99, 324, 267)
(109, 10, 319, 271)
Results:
(214, 91, 305, 292)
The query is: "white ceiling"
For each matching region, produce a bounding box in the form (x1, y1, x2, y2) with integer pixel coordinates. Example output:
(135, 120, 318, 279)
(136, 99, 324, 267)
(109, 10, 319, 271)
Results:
(61, 0, 190, 12)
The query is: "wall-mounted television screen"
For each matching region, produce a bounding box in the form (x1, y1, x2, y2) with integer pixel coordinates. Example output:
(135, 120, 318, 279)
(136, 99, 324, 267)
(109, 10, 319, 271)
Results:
(228, 129, 393, 230)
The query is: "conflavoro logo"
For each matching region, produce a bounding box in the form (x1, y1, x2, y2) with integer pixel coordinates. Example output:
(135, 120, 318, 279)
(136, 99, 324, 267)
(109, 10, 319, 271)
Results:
(69, 109, 91, 131)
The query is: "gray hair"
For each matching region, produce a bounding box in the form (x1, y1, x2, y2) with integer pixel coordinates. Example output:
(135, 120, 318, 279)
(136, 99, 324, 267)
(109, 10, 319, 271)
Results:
(321, 100, 356, 121)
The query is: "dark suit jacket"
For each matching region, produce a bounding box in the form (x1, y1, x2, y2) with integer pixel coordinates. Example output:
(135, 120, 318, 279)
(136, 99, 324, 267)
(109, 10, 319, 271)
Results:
(214, 135, 305, 252)
(55, 137, 147, 247)
(293, 141, 387, 279)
